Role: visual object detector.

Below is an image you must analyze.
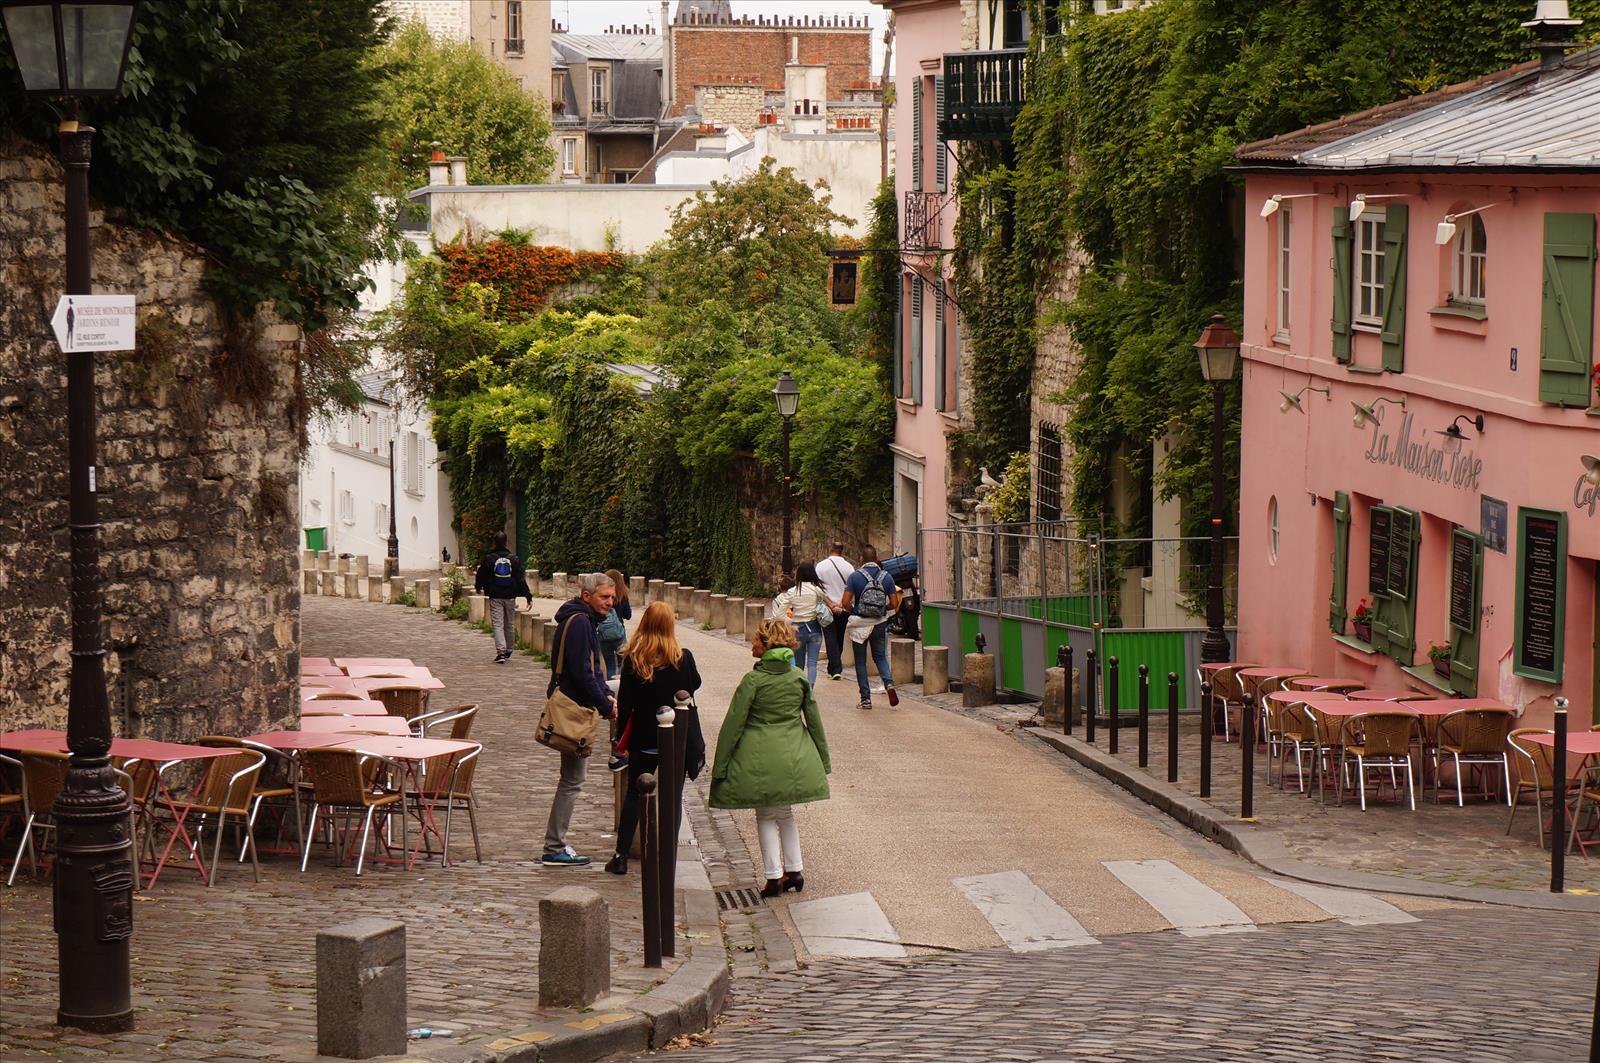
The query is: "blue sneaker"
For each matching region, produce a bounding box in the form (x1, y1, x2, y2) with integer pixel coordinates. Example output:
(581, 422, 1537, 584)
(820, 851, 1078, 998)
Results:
(608, 751, 628, 773)
(541, 847, 591, 867)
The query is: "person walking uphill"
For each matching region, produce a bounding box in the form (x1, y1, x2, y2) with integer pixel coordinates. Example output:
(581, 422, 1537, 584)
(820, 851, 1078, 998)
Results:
(474, 531, 532, 663)
(815, 543, 855, 681)
(710, 618, 831, 898)
(541, 572, 617, 867)
(842, 544, 900, 712)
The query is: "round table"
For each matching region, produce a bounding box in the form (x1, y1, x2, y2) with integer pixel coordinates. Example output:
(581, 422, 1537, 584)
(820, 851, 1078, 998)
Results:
(1286, 676, 1365, 692)
(1348, 689, 1435, 701)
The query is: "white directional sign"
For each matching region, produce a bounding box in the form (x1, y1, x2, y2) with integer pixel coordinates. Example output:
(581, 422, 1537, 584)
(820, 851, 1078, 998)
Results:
(51, 294, 136, 353)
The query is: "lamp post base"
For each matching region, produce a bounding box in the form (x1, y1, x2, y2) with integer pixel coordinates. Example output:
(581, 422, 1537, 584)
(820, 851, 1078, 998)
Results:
(1199, 629, 1232, 665)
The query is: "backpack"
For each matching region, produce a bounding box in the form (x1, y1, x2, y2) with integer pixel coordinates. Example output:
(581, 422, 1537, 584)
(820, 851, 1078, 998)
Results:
(855, 564, 889, 619)
(491, 553, 515, 589)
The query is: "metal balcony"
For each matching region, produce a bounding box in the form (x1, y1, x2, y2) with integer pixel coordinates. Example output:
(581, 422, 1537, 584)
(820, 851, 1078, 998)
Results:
(903, 190, 950, 252)
(940, 49, 1026, 141)
(504, 37, 525, 54)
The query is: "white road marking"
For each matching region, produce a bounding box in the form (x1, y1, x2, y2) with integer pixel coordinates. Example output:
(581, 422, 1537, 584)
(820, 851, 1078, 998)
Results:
(1103, 859, 1258, 937)
(1260, 877, 1421, 926)
(789, 892, 907, 958)
(953, 870, 1100, 952)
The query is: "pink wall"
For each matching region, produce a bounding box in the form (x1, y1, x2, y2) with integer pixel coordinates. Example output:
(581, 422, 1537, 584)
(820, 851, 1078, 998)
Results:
(1238, 170, 1600, 726)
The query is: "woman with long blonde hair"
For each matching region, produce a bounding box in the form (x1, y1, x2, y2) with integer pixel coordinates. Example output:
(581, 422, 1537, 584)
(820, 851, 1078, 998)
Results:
(606, 601, 703, 875)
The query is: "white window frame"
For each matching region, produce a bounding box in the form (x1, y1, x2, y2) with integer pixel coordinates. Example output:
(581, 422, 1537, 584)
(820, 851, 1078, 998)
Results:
(374, 501, 389, 538)
(561, 138, 578, 175)
(506, 0, 523, 44)
(403, 431, 426, 497)
(339, 489, 355, 526)
(590, 66, 609, 115)
(1274, 206, 1292, 341)
(1353, 209, 1386, 329)
(1452, 213, 1487, 306)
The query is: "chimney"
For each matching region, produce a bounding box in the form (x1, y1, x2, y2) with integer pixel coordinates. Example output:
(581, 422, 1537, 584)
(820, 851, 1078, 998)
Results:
(1524, 0, 1583, 72)
(447, 155, 468, 185)
(427, 148, 449, 186)
(661, 0, 673, 115)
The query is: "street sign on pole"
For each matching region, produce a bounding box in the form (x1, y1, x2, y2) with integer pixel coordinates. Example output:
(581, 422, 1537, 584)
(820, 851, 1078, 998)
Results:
(51, 294, 135, 353)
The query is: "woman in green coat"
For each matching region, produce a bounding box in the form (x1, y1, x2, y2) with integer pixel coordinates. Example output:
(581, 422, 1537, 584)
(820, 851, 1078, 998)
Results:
(710, 617, 831, 897)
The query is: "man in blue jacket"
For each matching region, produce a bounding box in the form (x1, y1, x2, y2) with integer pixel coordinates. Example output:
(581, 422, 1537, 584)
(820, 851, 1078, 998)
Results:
(542, 572, 617, 866)
(474, 531, 533, 663)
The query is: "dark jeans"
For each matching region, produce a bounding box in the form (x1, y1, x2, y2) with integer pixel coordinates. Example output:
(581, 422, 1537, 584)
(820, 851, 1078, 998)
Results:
(614, 750, 658, 858)
(823, 614, 846, 677)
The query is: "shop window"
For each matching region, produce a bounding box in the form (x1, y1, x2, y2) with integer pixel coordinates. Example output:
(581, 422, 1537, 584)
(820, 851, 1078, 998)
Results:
(1353, 210, 1386, 329)
(1451, 214, 1487, 306)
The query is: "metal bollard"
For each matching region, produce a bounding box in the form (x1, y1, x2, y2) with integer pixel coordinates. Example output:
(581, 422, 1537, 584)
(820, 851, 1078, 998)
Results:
(1108, 657, 1120, 755)
(638, 773, 661, 969)
(1058, 644, 1073, 737)
(1166, 672, 1180, 783)
(1553, 697, 1568, 895)
(1241, 692, 1255, 819)
(1138, 664, 1150, 769)
(1199, 680, 1213, 798)
(1084, 648, 1097, 745)
(655, 705, 678, 958)
(673, 691, 692, 838)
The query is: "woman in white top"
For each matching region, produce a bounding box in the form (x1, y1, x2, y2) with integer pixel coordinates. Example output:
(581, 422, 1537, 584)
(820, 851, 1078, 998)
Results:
(771, 562, 827, 686)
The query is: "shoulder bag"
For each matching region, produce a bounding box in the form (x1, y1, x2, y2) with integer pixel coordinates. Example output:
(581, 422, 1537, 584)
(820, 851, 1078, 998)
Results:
(535, 617, 601, 757)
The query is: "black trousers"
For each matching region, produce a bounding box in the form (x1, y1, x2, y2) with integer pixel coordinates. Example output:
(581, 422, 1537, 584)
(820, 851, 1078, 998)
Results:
(823, 616, 846, 677)
(614, 750, 658, 858)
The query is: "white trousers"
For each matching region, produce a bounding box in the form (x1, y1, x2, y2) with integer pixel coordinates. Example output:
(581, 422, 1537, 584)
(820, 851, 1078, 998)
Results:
(755, 805, 803, 879)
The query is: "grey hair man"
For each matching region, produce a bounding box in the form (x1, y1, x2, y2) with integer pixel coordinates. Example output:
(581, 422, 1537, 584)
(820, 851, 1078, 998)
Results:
(541, 572, 617, 866)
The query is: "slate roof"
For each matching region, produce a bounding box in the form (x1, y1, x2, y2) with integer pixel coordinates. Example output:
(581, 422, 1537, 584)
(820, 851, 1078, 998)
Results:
(553, 33, 663, 63)
(352, 371, 398, 406)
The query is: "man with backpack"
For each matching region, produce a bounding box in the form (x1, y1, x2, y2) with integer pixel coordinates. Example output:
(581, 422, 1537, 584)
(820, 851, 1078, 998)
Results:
(840, 545, 901, 711)
(474, 531, 533, 663)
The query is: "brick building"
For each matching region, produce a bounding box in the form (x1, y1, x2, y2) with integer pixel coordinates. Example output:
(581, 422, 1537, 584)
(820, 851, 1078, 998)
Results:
(667, 7, 873, 117)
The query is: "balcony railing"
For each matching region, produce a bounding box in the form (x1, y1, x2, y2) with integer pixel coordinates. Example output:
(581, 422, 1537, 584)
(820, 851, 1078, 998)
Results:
(504, 37, 525, 54)
(903, 190, 950, 252)
(940, 48, 1026, 141)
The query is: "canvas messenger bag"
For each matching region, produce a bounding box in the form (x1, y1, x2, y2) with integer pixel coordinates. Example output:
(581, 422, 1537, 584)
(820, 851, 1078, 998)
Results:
(536, 616, 601, 757)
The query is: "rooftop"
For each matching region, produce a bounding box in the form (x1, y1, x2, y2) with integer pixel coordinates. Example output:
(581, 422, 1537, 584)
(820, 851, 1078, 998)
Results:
(553, 33, 664, 63)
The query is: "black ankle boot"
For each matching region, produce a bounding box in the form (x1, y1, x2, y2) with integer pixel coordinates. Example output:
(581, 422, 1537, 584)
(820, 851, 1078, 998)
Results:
(759, 877, 784, 898)
(604, 854, 628, 875)
(781, 871, 805, 893)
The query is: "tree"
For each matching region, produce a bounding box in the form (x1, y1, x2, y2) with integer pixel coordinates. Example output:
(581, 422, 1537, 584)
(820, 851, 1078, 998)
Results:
(372, 22, 555, 192)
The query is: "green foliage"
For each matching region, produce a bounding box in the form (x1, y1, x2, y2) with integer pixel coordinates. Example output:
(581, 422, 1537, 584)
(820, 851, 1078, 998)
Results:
(855, 177, 900, 386)
(444, 596, 469, 621)
(988, 451, 1032, 524)
(396, 590, 417, 607)
(371, 22, 555, 192)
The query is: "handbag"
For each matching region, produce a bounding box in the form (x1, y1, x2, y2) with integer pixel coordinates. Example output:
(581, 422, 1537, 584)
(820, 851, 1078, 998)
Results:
(535, 617, 601, 757)
(812, 585, 834, 628)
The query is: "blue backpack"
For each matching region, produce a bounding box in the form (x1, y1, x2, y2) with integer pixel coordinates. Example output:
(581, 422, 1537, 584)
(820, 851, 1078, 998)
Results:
(491, 554, 515, 589)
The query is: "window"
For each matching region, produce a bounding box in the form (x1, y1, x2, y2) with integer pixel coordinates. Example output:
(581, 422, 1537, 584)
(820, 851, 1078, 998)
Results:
(591, 67, 609, 115)
(561, 138, 577, 175)
(831, 261, 858, 305)
(611, 170, 636, 184)
(374, 502, 389, 538)
(552, 71, 565, 103)
(1452, 213, 1487, 306)
(505, 0, 523, 50)
(1267, 496, 1280, 563)
(344, 413, 359, 448)
(1354, 209, 1385, 327)
(1036, 424, 1063, 522)
(1275, 207, 1292, 339)
(403, 431, 425, 496)
(339, 489, 355, 526)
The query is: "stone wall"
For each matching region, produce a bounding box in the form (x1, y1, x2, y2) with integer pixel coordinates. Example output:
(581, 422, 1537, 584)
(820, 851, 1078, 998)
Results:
(0, 138, 301, 740)
(693, 82, 764, 132)
(730, 457, 891, 588)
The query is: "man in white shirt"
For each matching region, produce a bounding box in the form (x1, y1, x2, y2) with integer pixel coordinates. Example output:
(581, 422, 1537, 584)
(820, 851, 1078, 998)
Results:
(815, 542, 855, 681)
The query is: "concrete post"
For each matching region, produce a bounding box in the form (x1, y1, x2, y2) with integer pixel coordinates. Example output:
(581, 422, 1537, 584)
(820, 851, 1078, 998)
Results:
(388, 576, 404, 603)
(303, 570, 318, 595)
(302, 548, 316, 567)
(527, 568, 541, 597)
(629, 575, 646, 603)
(335, 555, 350, 575)
(538, 887, 610, 1009)
(354, 556, 369, 579)
(321, 570, 339, 597)
(342, 573, 360, 599)
(543, 620, 560, 655)
(923, 646, 950, 695)
(413, 579, 431, 609)
(962, 653, 996, 708)
(648, 579, 665, 606)
(1042, 666, 1066, 728)
(708, 593, 727, 630)
(692, 589, 711, 624)
(316, 918, 405, 1059)
(517, 610, 535, 650)
(552, 572, 568, 600)
(467, 594, 487, 624)
(889, 638, 916, 686)
(725, 597, 746, 636)
(366, 577, 383, 604)
(662, 582, 681, 615)
(744, 601, 765, 636)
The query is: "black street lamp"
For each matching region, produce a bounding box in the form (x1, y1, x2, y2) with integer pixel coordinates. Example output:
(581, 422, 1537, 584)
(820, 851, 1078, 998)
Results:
(772, 371, 800, 580)
(1194, 314, 1240, 666)
(386, 437, 400, 577)
(1, 0, 142, 1033)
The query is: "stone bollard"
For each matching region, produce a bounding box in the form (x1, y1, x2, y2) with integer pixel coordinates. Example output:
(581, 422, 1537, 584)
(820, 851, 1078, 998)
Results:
(1042, 665, 1066, 727)
(543, 619, 560, 654)
(744, 601, 765, 636)
(889, 638, 916, 686)
(647, 578, 665, 605)
(680, 585, 699, 618)
(725, 597, 746, 636)
(467, 594, 487, 624)
(335, 555, 350, 575)
(343, 573, 360, 599)
(538, 886, 610, 1009)
(317, 917, 406, 1059)
(318, 552, 334, 571)
(367, 576, 384, 603)
(388, 576, 405, 603)
(303, 570, 318, 594)
(962, 652, 996, 708)
(517, 610, 535, 650)
(629, 575, 646, 603)
(302, 548, 316, 567)
(355, 556, 369, 579)
(526, 568, 541, 597)
(552, 572, 568, 600)
(709, 593, 728, 630)
(321, 571, 339, 597)
(923, 646, 950, 695)
(662, 582, 681, 615)
(413, 579, 432, 609)
(692, 588, 711, 624)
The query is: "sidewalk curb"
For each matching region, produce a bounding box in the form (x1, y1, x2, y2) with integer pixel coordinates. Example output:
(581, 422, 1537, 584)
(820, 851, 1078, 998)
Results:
(1027, 729, 1600, 914)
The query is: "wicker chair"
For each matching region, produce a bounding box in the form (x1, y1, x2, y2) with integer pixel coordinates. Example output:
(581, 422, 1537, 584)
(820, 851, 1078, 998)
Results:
(167, 748, 264, 886)
(409, 743, 483, 866)
(299, 748, 404, 876)
(1569, 761, 1600, 859)
(196, 737, 302, 863)
(368, 684, 428, 722)
(0, 753, 25, 882)
(1276, 700, 1318, 793)
(1302, 705, 1349, 804)
(1433, 708, 1514, 807)
(1506, 728, 1559, 848)
(1338, 711, 1421, 811)
(1200, 665, 1254, 742)
(1261, 693, 1297, 778)
(410, 704, 478, 740)
(7, 750, 72, 886)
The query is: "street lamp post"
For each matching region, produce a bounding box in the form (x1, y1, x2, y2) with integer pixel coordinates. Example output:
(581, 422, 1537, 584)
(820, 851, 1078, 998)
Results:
(772, 371, 800, 580)
(1194, 314, 1240, 667)
(1, 0, 142, 1032)
(386, 437, 400, 577)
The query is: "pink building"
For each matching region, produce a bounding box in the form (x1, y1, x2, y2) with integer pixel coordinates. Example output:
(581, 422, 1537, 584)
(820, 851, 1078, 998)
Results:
(1234, 38, 1600, 728)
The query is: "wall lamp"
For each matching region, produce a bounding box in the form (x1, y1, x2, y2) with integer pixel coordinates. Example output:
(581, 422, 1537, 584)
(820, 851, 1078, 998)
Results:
(1435, 203, 1507, 245)
(1349, 193, 1409, 222)
(1279, 384, 1330, 413)
(1259, 192, 1323, 218)
(1351, 395, 1405, 428)
(1438, 413, 1485, 440)
(1583, 455, 1600, 487)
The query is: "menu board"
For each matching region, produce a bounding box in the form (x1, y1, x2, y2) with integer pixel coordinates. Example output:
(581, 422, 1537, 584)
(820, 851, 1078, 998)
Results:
(1516, 514, 1562, 678)
(1449, 531, 1477, 633)
(1386, 509, 1412, 600)
(1368, 508, 1391, 596)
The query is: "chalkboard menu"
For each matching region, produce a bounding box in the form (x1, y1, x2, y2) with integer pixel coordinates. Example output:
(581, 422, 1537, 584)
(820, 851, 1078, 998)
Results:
(1449, 530, 1477, 633)
(1516, 513, 1563, 679)
(1387, 509, 1413, 600)
(1369, 508, 1391, 596)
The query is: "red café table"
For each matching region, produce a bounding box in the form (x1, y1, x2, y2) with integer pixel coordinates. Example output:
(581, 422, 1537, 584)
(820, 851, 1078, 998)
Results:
(1348, 689, 1436, 701)
(353, 675, 445, 693)
(1524, 731, 1600, 778)
(299, 715, 413, 735)
(342, 665, 436, 680)
(300, 665, 346, 677)
(300, 700, 389, 716)
(1238, 666, 1310, 696)
(331, 735, 480, 869)
(302, 657, 335, 669)
(301, 677, 360, 694)
(332, 658, 415, 669)
(1286, 676, 1366, 692)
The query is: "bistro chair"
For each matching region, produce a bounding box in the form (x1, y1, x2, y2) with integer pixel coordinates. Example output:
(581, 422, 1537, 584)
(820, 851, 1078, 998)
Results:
(1568, 760, 1600, 859)
(409, 743, 484, 866)
(1301, 704, 1349, 804)
(1433, 708, 1514, 807)
(1337, 711, 1421, 811)
(164, 747, 264, 886)
(108, 756, 162, 887)
(0, 753, 25, 882)
(7, 750, 71, 886)
(1201, 666, 1252, 742)
(197, 737, 303, 862)
(410, 704, 479, 740)
(1276, 700, 1319, 794)
(1261, 692, 1298, 773)
(368, 684, 429, 723)
(1506, 728, 1559, 848)
(299, 748, 404, 877)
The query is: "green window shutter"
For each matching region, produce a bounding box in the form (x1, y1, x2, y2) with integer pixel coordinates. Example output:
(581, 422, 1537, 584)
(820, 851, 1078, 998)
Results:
(934, 278, 947, 410)
(1381, 204, 1408, 372)
(934, 76, 948, 193)
(1331, 207, 1353, 364)
(912, 81, 923, 193)
(911, 276, 923, 404)
(1447, 529, 1484, 696)
(1375, 507, 1421, 663)
(1369, 503, 1394, 653)
(1329, 492, 1351, 633)
(893, 274, 903, 397)
(1539, 211, 1596, 407)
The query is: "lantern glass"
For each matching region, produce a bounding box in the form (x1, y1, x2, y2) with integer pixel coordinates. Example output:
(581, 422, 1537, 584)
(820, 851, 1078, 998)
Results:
(1, 1, 138, 95)
(2, 5, 60, 91)
(772, 371, 800, 419)
(1197, 344, 1238, 383)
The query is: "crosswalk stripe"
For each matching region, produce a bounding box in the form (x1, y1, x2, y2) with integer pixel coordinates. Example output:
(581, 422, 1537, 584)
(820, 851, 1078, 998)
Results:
(1260, 877, 1420, 926)
(953, 870, 1099, 952)
(1103, 859, 1257, 937)
(789, 892, 907, 958)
